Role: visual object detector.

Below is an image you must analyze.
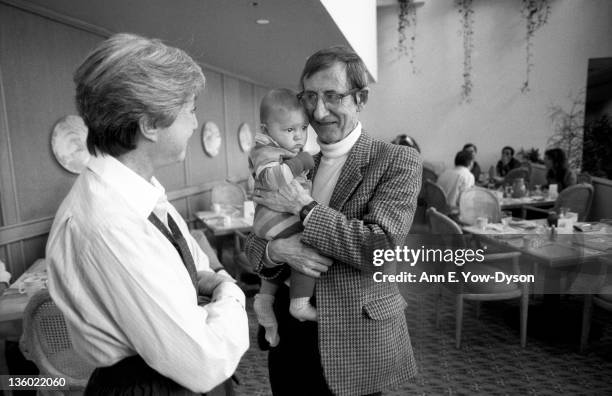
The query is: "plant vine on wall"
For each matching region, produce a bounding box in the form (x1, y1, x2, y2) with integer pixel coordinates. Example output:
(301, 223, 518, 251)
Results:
(455, 0, 474, 103)
(396, 0, 418, 73)
(548, 93, 585, 171)
(520, 0, 551, 93)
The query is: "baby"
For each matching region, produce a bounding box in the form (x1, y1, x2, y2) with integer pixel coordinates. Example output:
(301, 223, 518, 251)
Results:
(250, 88, 316, 347)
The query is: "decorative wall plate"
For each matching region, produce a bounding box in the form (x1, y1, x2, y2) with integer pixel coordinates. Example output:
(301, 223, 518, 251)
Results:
(51, 115, 91, 174)
(202, 121, 222, 157)
(238, 122, 253, 152)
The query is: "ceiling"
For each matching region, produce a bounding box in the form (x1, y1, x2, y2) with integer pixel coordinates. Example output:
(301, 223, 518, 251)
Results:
(18, 0, 350, 88)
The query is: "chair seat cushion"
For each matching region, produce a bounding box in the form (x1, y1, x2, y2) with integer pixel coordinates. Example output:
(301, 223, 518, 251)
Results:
(461, 263, 519, 294)
(597, 284, 612, 303)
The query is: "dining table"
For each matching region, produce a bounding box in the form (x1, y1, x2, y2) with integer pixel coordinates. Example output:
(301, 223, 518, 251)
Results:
(462, 220, 612, 270)
(0, 258, 47, 325)
(499, 195, 556, 212)
(463, 219, 612, 343)
(194, 210, 253, 258)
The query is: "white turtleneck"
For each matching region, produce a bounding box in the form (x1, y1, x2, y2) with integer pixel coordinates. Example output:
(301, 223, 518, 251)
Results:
(311, 123, 362, 206)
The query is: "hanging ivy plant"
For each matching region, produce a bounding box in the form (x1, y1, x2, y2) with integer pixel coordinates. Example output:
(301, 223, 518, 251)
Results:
(455, 0, 474, 103)
(396, 0, 418, 73)
(520, 0, 551, 93)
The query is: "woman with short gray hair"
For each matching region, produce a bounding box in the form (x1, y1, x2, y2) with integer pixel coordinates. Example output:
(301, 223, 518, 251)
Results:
(47, 33, 249, 395)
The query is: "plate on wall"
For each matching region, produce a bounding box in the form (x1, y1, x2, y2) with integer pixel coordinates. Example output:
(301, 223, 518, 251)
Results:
(202, 121, 222, 157)
(238, 122, 253, 152)
(51, 115, 91, 174)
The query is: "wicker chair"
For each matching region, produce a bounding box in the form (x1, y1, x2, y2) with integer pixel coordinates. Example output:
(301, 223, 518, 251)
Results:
(422, 166, 438, 184)
(428, 207, 528, 348)
(523, 183, 594, 221)
(211, 181, 247, 210)
(232, 231, 261, 297)
(423, 180, 452, 215)
(458, 187, 501, 225)
(504, 167, 530, 187)
(20, 289, 95, 395)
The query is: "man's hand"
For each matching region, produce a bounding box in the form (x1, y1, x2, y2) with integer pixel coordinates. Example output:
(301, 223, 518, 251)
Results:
(0, 282, 8, 296)
(198, 271, 234, 296)
(268, 234, 333, 278)
(253, 179, 313, 215)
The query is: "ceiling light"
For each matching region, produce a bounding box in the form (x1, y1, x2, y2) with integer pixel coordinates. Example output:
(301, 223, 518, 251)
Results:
(255, 19, 270, 25)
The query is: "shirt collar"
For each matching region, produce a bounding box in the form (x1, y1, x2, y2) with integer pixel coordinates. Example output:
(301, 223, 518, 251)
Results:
(318, 122, 362, 159)
(87, 155, 164, 219)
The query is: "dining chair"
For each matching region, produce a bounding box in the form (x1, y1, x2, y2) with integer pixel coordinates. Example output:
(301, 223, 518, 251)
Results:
(504, 167, 530, 187)
(416, 167, 439, 219)
(422, 166, 438, 184)
(232, 231, 261, 297)
(190, 229, 225, 272)
(579, 257, 612, 352)
(211, 181, 247, 210)
(428, 207, 529, 348)
(423, 180, 453, 216)
(523, 183, 594, 221)
(20, 289, 95, 395)
(457, 187, 501, 225)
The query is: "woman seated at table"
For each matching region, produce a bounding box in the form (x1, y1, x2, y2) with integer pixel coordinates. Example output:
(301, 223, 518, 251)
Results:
(544, 147, 577, 191)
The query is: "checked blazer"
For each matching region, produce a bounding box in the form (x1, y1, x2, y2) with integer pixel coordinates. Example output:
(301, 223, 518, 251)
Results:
(246, 131, 422, 396)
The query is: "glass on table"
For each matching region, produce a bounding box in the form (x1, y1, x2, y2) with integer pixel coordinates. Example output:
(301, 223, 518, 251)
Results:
(533, 184, 542, 197)
(504, 185, 513, 198)
(559, 206, 569, 218)
(501, 211, 512, 227)
(476, 216, 489, 231)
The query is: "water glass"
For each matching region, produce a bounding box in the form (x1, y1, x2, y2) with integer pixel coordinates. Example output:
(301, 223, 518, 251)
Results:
(501, 211, 512, 226)
(476, 216, 489, 231)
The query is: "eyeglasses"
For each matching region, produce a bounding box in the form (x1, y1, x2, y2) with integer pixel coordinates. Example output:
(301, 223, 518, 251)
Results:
(297, 88, 361, 109)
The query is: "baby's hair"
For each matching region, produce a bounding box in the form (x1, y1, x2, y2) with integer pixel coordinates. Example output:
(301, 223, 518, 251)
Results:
(260, 88, 306, 125)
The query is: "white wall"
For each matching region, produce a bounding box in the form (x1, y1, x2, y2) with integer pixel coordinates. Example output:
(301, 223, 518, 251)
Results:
(363, 0, 612, 172)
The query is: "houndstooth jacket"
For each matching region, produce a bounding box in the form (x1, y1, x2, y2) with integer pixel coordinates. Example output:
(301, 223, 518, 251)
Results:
(246, 131, 422, 396)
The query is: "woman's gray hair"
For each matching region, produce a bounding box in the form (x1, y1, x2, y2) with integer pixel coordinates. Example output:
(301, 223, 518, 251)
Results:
(74, 33, 205, 156)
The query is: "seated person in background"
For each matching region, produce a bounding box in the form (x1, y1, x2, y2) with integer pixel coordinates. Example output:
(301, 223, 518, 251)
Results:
(463, 143, 481, 182)
(544, 147, 577, 191)
(491, 145, 521, 184)
(392, 134, 421, 153)
(0, 259, 10, 295)
(437, 150, 475, 207)
(250, 88, 316, 347)
(577, 171, 592, 185)
(46, 33, 248, 394)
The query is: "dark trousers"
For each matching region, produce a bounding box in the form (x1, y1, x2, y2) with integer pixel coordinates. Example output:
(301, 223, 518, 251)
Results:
(85, 355, 203, 396)
(265, 286, 382, 396)
(266, 285, 331, 396)
(4, 340, 38, 396)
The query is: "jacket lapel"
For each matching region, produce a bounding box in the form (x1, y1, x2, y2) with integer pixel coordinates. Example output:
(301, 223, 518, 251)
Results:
(309, 152, 322, 181)
(328, 132, 372, 211)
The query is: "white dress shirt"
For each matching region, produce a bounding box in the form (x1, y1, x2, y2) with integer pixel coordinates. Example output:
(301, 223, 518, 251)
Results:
(46, 155, 249, 393)
(0, 260, 10, 285)
(436, 165, 475, 207)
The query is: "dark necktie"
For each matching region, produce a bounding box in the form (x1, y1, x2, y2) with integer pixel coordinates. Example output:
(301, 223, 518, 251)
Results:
(148, 212, 199, 295)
